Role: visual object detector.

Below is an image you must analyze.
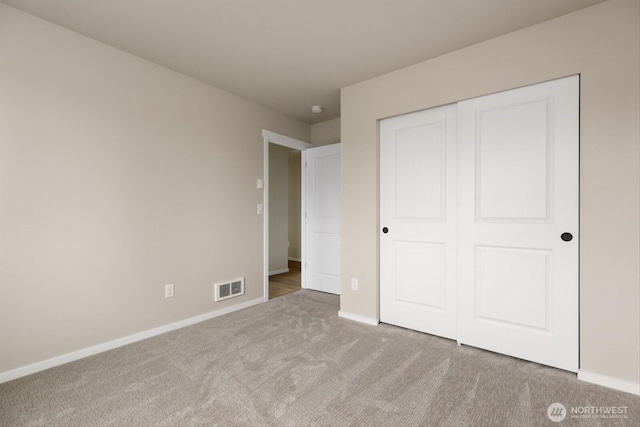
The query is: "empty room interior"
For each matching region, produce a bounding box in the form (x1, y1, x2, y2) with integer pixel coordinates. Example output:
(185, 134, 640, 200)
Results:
(0, 0, 638, 426)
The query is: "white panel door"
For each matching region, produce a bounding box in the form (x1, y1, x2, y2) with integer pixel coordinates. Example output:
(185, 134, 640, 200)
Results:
(380, 104, 457, 339)
(305, 144, 341, 295)
(457, 76, 579, 371)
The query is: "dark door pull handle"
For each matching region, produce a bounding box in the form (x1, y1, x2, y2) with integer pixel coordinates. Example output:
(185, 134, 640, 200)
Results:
(382, 227, 389, 234)
(561, 232, 573, 242)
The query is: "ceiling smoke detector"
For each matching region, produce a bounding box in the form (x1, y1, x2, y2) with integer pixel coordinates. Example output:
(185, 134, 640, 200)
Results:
(311, 105, 323, 114)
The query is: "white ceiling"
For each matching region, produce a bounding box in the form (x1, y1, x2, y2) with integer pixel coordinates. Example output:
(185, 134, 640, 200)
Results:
(2, 0, 605, 123)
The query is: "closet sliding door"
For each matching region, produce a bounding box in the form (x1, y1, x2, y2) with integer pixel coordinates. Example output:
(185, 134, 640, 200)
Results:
(456, 76, 579, 372)
(380, 104, 457, 339)
(379, 76, 579, 372)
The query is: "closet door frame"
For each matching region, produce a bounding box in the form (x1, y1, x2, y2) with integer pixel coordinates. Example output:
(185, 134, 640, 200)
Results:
(379, 75, 579, 372)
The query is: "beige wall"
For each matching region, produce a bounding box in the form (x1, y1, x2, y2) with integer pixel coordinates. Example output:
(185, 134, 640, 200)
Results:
(288, 152, 302, 261)
(341, 0, 639, 384)
(311, 118, 341, 146)
(0, 4, 309, 374)
(269, 144, 290, 272)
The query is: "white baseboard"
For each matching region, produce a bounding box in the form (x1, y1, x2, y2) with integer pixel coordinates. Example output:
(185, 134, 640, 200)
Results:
(338, 310, 379, 326)
(578, 370, 640, 395)
(269, 268, 289, 276)
(0, 297, 264, 384)
(288, 257, 302, 262)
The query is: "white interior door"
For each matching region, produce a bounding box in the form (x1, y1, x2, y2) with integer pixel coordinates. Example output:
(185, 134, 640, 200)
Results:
(380, 104, 457, 339)
(305, 144, 341, 295)
(456, 76, 579, 371)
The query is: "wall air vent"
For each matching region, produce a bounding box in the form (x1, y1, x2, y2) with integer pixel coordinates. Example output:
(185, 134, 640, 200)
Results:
(214, 277, 245, 302)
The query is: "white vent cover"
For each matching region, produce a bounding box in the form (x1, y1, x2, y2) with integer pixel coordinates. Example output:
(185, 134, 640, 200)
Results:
(214, 277, 245, 302)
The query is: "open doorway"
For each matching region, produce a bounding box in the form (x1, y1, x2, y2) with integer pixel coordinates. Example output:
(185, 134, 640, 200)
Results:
(262, 130, 311, 301)
(268, 144, 301, 299)
(262, 130, 341, 300)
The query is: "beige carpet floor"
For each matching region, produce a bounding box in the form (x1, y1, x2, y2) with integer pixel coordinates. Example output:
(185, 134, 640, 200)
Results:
(1, 290, 638, 426)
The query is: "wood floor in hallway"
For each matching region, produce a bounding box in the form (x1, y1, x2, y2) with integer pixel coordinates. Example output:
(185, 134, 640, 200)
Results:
(269, 260, 301, 299)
